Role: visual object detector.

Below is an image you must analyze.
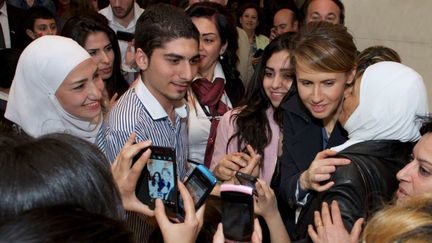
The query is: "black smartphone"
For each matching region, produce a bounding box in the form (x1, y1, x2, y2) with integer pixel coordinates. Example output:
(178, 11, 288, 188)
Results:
(134, 146, 178, 215)
(116, 30, 134, 42)
(253, 49, 263, 58)
(178, 163, 217, 218)
(236, 171, 257, 189)
(220, 184, 254, 242)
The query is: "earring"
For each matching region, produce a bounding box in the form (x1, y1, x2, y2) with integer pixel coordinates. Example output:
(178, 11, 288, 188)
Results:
(219, 55, 224, 60)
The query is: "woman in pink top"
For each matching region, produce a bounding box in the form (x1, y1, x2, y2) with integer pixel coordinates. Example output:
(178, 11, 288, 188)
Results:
(210, 32, 296, 184)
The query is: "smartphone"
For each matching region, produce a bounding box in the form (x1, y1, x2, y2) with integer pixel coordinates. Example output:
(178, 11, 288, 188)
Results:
(253, 49, 263, 58)
(220, 184, 254, 242)
(178, 163, 217, 218)
(116, 30, 134, 42)
(236, 171, 257, 190)
(134, 146, 178, 215)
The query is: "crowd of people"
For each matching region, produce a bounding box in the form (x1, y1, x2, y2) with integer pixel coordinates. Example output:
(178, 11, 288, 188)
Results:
(0, 0, 430, 242)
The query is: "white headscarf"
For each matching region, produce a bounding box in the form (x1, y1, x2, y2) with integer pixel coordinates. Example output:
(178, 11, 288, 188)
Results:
(332, 61, 429, 152)
(5, 36, 102, 142)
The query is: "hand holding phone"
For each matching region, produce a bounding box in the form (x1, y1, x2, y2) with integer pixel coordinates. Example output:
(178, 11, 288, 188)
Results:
(111, 133, 154, 216)
(213, 219, 262, 243)
(134, 146, 178, 215)
(253, 179, 278, 219)
(154, 181, 205, 243)
(220, 184, 254, 242)
(178, 163, 217, 219)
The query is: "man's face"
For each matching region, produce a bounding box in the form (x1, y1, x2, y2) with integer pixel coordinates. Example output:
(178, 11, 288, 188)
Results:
(273, 9, 298, 35)
(27, 18, 57, 40)
(136, 38, 200, 109)
(306, 0, 342, 25)
(109, 0, 134, 19)
(396, 133, 432, 203)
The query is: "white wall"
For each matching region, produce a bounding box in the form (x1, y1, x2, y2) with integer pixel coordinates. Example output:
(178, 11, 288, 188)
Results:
(344, 0, 432, 110)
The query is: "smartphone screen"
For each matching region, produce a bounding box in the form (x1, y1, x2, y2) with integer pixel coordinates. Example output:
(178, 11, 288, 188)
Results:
(135, 146, 177, 214)
(220, 184, 254, 242)
(236, 171, 257, 189)
(178, 164, 217, 218)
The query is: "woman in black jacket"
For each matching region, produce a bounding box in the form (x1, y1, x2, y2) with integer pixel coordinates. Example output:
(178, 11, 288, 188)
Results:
(276, 21, 356, 237)
(295, 61, 428, 241)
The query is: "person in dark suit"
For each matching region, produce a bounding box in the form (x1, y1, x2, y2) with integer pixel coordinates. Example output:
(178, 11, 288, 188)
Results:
(0, 0, 29, 49)
(275, 22, 356, 238)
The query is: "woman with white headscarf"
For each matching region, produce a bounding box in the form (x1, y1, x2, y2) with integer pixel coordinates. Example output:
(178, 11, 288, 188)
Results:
(5, 35, 104, 142)
(294, 61, 429, 241)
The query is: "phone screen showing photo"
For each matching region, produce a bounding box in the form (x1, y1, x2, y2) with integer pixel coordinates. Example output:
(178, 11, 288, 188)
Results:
(178, 164, 217, 220)
(135, 146, 177, 213)
(146, 158, 175, 206)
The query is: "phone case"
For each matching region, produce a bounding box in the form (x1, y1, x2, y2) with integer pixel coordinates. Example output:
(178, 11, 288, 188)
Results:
(220, 184, 254, 242)
(236, 171, 257, 189)
(178, 164, 217, 220)
(135, 146, 178, 214)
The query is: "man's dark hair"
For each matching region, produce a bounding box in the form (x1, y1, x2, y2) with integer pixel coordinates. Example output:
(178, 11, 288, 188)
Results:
(25, 6, 56, 31)
(300, 0, 345, 24)
(135, 3, 199, 60)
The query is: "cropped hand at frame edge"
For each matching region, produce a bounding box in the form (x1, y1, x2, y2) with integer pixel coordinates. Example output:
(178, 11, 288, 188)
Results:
(213, 218, 262, 243)
(155, 181, 205, 243)
(308, 201, 363, 243)
(111, 133, 154, 216)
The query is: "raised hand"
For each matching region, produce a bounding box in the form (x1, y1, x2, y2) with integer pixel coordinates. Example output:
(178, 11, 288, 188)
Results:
(300, 149, 350, 192)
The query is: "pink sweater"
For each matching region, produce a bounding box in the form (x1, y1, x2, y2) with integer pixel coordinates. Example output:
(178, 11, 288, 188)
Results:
(210, 107, 280, 183)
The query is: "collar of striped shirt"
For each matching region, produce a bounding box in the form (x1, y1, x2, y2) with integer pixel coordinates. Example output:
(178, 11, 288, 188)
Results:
(135, 78, 188, 120)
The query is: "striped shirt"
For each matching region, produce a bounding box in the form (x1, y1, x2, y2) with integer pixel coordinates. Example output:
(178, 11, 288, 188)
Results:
(97, 79, 189, 180)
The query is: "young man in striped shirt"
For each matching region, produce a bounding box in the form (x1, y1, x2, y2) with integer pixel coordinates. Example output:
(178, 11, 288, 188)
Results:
(97, 4, 200, 241)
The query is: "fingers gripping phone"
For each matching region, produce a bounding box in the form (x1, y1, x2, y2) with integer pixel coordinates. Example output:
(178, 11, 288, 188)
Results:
(134, 146, 178, 215)
(236, 171, 257, 190)
(178, 163, 217, 218)
(220, 184, 254, 242)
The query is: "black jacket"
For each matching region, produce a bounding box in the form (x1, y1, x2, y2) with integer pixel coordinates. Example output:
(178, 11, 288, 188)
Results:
(274, 93, 347, 236)
(6, 4, 30, 50)
(294, 140, 412, 242)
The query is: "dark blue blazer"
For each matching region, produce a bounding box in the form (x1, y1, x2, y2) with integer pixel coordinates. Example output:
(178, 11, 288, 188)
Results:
(274, 93, 348, 237)
(6, 4, 29, 50)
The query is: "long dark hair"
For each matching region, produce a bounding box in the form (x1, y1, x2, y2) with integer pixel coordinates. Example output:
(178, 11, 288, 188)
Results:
(228, 32, 296, 157)
(0, 133, 124, 224)
(186, 2, 244, 105)
(61, 12, 129, 99)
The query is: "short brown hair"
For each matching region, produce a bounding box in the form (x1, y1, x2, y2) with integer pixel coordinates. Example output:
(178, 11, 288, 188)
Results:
(292, 21, 357, 74)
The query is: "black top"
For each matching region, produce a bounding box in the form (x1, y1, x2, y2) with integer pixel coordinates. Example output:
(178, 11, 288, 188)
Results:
(6, 4, 30, 50)
(294, 140, 412, 242)
(274, 93, 348, 236)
